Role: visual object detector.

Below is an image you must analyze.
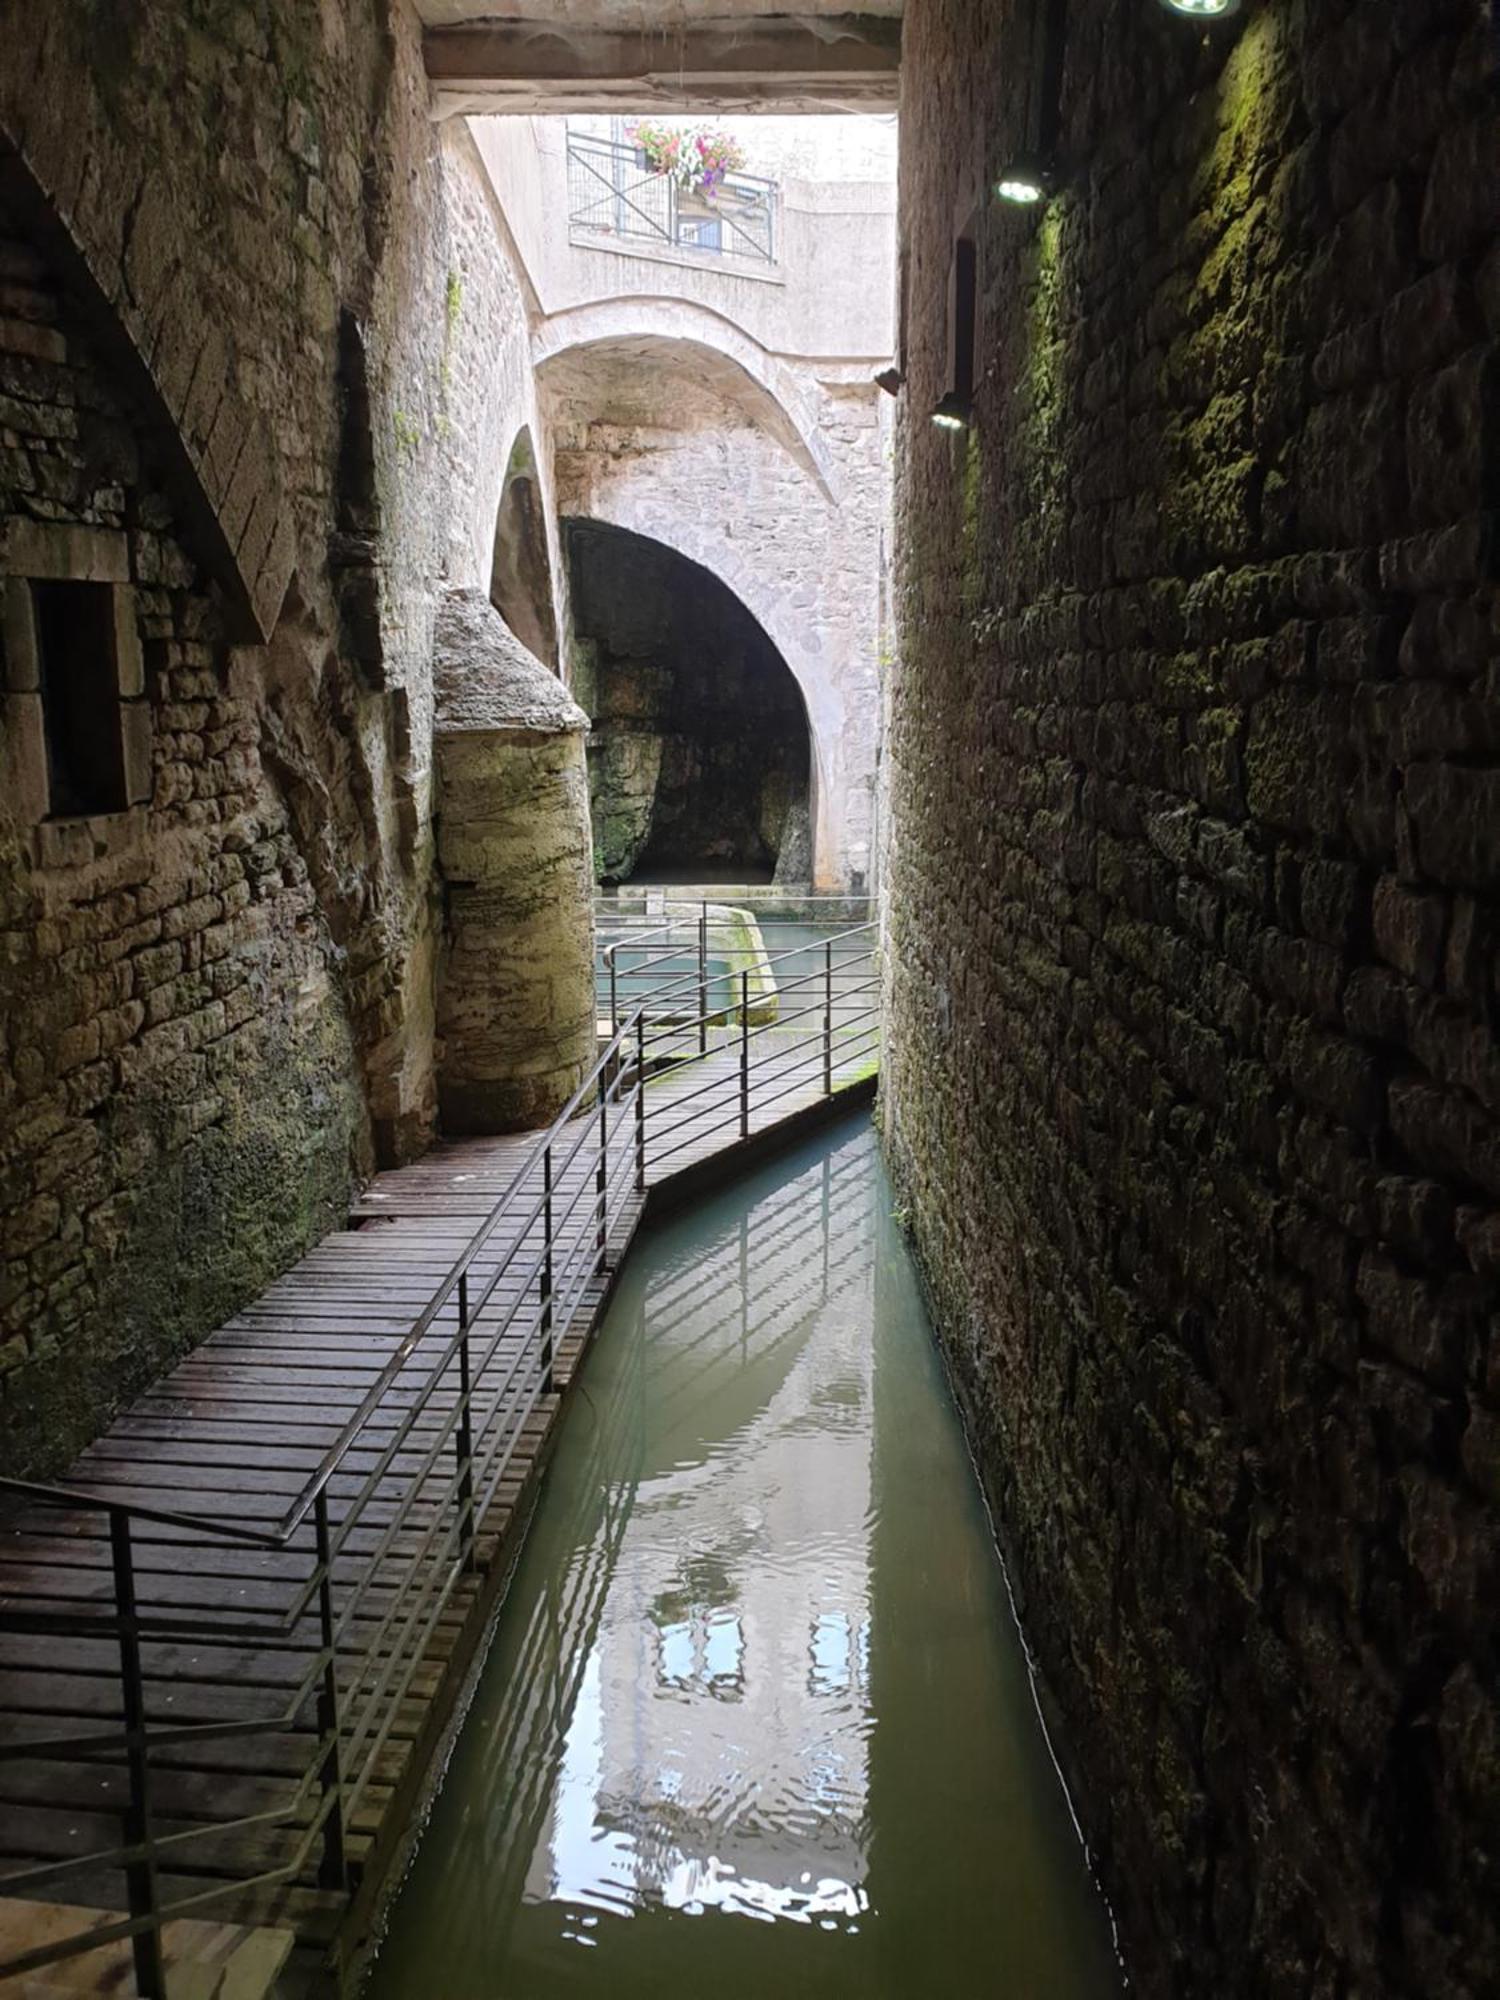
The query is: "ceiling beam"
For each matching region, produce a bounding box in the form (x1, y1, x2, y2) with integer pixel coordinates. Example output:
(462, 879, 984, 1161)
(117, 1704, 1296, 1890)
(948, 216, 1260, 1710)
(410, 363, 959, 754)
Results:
(423, 15, 901, 117)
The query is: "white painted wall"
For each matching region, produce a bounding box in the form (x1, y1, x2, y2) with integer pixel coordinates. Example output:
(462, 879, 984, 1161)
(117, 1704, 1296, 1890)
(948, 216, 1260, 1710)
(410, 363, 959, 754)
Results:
(471, 114, 897, 362)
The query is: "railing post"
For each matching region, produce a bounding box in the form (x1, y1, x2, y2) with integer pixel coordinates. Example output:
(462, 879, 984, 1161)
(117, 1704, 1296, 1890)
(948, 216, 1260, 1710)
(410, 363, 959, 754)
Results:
(456, 1271, 475, 1572)
(824, 937, 834, 1096)
(541, 1146, 555, 1393)
(609, 946, 618, 1039)
(597, 1083, 610, 1269)
(635, 1013, 647, 1190)
(698, 908, 709, 1057)
(313, 1489, 349, 1893)
(110, 1510, 167, 2000)
(740, 969, 750, 1139)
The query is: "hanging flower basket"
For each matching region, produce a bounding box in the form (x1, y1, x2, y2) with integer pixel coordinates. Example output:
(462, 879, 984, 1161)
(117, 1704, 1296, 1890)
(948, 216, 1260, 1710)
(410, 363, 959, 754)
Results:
(626, 120, 747, 201)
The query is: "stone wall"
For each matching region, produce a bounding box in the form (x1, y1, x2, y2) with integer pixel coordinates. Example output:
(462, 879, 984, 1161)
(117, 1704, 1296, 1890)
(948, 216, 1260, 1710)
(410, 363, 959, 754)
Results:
(0, 1, 556, 1471)
(886, 0, 1499, 1992)
(548, 342, 888, 889)
(0, 199, 364, 1471)
(432, 588, 594, 1134)
(474, 115, 898, 368)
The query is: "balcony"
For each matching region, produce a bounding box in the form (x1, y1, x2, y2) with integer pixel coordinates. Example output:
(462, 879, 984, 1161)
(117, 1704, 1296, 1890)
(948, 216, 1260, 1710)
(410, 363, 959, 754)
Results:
(566, 129, 777, 268)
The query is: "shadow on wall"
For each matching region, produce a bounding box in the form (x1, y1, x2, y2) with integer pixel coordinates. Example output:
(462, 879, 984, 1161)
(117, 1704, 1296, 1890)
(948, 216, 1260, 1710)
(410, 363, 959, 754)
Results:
(564, 517, 812, 886)
(490, 427, 559, 670)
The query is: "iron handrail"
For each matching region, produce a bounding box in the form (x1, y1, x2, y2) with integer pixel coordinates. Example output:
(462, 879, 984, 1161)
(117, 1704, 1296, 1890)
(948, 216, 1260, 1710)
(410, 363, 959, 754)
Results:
(0, 931, 873, 1566)
(0, 914, 880, 1994)
(606, 918, 876, 1030)
(0, 1025, 640, 1555)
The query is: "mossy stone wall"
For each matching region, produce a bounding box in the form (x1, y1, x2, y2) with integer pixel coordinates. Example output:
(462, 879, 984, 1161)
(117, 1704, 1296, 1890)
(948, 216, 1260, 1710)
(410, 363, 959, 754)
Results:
(0, 207, 364, 1476)
(886, 1, 1499, 1991)
(433, 589, 596, 1135)
(0, 0, 544, 1470)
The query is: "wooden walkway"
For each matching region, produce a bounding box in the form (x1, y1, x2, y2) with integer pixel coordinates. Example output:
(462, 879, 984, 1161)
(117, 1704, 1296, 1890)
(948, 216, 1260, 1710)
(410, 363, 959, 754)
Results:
(0, 1025, 877, 1994)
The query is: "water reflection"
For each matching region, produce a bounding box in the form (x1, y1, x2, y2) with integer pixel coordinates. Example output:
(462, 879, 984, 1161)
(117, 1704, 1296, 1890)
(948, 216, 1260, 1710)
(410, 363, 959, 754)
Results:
(370, 1116, 1118, 1999)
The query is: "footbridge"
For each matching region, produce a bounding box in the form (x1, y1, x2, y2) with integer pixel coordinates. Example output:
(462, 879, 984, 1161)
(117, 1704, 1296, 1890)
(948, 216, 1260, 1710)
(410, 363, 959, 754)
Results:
(0, 909, 879, 1996)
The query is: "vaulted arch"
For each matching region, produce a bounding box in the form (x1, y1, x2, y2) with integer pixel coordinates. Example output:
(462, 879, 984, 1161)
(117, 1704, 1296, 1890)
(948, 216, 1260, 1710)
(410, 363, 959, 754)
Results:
(488, 425, 559, 667)
(534, 299, 838, 501)
(566, 517, 818, 887)
(0, 139, 293, 641)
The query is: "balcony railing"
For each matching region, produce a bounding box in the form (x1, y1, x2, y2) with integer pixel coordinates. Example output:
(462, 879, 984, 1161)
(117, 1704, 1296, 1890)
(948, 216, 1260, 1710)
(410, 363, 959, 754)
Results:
(566, 130, 777, 267)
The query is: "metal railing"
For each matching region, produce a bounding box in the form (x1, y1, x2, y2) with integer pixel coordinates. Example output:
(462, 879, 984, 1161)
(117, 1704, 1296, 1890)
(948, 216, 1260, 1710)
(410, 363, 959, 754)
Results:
(566, 130, 777, 266)
(0, 919, 879, 1994)
(596, 893, 874, 1036)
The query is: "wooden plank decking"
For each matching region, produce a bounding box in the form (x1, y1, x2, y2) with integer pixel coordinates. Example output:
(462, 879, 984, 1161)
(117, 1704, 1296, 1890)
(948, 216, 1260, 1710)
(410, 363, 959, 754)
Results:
(0, 1024, 877, 1994)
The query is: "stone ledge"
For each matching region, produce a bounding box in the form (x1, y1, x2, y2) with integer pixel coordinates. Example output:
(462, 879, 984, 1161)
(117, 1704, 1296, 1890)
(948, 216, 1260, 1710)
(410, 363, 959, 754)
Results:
(32, 806, 148, 874)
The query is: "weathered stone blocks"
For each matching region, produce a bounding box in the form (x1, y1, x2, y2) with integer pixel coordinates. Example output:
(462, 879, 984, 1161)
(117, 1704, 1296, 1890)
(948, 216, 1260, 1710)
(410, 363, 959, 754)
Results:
(432, 588, 595, 1135)
(888, 0, 1500, 1990)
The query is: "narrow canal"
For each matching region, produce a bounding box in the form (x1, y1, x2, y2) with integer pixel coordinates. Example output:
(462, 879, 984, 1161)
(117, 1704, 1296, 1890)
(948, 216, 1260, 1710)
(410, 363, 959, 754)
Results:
(368, 1112, 1119, 1998)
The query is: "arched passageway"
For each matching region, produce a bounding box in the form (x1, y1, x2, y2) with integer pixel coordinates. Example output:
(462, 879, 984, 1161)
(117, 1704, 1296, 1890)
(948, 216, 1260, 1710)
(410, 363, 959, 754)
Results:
(566, 518, 813, 885)
(489, 427, 559, 668)
(538, 318, 883, 892)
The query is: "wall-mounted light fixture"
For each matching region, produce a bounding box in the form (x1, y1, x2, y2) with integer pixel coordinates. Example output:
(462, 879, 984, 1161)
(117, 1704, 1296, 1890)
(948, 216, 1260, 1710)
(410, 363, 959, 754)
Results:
(994, 157, 1053, 206)
(930, 392, 971, 431)
(994, 0, 1068, 212)
(1157, 0, 1240, 15)
(932, 230, 977, 434)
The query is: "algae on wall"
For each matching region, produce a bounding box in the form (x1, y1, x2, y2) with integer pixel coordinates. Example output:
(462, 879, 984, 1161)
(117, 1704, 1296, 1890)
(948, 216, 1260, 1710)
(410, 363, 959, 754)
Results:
(885, 0, 1500, 1991)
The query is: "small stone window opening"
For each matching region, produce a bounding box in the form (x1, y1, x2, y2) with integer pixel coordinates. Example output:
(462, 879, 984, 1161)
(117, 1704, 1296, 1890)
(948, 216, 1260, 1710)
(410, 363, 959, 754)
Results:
(34, 580, 129, 817)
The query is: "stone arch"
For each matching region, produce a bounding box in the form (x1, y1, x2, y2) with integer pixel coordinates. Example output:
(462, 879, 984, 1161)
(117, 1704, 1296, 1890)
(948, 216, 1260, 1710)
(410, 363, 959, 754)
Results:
(564, 512, 836, 885)
(0, 139, 293, 642)
(488, 426, 559, 668)
(534, 299, 839, 502)
(538, 308, 878, 890)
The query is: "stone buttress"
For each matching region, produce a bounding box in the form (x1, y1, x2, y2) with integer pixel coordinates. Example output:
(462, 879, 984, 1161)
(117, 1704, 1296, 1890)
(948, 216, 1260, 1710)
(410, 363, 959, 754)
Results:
(433, 587, 595, 1134)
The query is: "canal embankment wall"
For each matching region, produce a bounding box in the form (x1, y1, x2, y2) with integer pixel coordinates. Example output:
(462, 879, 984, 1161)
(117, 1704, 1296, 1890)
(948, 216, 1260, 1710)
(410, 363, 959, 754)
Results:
(884, 1, 1499, 1992)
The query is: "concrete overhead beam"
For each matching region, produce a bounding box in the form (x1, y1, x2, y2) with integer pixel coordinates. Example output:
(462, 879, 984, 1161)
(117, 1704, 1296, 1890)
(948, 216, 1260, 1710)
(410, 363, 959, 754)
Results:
(423, 15, 901, 116)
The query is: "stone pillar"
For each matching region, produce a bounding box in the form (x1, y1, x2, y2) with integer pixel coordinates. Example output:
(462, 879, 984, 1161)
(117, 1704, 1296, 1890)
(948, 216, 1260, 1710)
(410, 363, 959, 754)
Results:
(433, 588, 595, 1134)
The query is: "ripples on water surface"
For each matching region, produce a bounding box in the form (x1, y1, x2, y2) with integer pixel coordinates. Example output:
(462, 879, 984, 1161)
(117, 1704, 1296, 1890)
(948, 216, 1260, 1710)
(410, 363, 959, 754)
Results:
(370, 1112, 1119, 1998)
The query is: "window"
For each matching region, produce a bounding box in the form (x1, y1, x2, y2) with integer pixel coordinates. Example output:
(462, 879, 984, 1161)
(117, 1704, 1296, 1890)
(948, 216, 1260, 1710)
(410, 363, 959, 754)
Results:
(0, 542, 148, 848)
(33, 580, 127, 817)
(678, 215, 723, 253)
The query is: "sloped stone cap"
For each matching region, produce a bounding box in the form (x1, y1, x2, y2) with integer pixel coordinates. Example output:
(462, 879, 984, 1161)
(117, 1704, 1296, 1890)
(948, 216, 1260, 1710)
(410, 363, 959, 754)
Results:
(433, 587, 587, 736)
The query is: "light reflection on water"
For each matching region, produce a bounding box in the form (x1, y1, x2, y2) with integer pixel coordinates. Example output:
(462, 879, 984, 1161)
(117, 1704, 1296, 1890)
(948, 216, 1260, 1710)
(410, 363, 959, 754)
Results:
(368, 1113, 1119, 1999)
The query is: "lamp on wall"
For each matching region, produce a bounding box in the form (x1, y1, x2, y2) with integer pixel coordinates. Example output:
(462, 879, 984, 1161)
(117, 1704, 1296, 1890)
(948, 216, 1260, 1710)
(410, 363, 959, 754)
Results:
(994, 0, 1067, 210)
(932, 231, 977, 433)
(994, 156, 1053, 206)
(1156, 0, 1240, 15)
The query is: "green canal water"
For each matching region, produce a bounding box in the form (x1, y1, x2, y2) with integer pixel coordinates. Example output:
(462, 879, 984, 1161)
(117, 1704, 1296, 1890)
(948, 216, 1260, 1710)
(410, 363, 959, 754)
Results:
(368, 1112, 1119, 1999)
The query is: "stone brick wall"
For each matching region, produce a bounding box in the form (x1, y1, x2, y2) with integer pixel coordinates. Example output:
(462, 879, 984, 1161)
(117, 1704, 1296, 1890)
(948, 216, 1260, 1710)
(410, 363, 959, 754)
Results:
(549, 348, 890, 890)
(0, 1, 558, 1471)
(885, 0, 1499, 1991)
(0, 0, 523, 1162)
(0, 207, 363, 1471)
